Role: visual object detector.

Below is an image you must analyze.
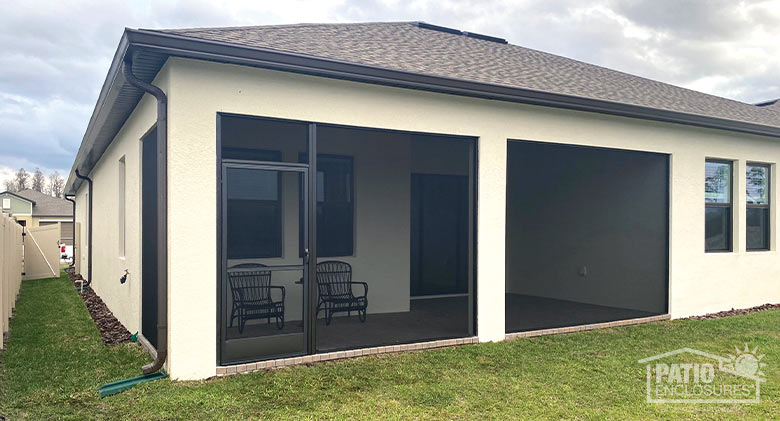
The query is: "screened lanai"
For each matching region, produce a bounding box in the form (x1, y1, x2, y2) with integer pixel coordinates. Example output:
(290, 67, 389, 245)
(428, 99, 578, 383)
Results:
(217, 114, 476, 364)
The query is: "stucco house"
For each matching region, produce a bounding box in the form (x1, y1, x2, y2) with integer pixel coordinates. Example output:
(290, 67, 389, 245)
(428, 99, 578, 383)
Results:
(65, 22, 780, 381)
(1, 189, 74, 245)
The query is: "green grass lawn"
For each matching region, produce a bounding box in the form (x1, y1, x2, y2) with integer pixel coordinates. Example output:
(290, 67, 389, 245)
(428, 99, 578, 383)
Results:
(1, 272, 778, 420)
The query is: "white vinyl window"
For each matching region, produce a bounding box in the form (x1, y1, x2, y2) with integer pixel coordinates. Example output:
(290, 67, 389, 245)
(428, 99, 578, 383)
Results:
(118, 156, 126, 257)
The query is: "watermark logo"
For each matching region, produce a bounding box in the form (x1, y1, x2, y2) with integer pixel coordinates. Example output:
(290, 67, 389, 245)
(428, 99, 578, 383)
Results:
(638, 344, 767, 403)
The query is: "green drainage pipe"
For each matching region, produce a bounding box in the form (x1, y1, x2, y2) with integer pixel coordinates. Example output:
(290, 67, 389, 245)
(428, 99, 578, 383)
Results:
(98, 372, 167, 398)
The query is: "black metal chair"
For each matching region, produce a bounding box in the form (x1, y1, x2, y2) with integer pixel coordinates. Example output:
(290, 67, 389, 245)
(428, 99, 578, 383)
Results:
(228, 263, 285, 333)
(316, 261, 368, 325)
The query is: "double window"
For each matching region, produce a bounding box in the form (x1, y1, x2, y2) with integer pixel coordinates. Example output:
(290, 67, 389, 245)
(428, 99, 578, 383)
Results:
(704, 159, 772, 252)
(224, 149, 355, 259)
(705, 160, 732, 252)
(746, 163, 770, 251)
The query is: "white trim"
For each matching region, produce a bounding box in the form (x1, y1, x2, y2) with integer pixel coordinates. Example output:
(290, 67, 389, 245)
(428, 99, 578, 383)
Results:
(138, 334, 158, 359)
(38, 218, 73, 223)
(410, 293, 469, 300)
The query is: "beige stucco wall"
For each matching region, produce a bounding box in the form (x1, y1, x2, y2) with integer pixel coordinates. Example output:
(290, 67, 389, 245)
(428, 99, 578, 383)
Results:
(74, 65, 169, 341)
(78, 55, 780, 380)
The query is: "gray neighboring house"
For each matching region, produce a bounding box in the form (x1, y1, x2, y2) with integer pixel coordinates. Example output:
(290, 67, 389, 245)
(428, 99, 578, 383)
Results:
(0, 189, 74, 245)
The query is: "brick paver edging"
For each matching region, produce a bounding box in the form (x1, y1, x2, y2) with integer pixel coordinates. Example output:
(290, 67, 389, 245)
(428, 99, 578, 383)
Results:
(504, 314, 671, 340)
(216, 336, 480, 376)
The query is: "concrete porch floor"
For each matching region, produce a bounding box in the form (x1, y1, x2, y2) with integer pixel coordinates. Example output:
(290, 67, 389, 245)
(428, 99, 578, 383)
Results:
(224, 294, 657, 354)
(505, 293, 657, 333)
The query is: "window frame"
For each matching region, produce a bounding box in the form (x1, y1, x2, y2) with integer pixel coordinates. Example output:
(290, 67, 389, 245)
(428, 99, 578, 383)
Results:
(704, 159, 734, 253)
(222, 149, 284, 260)
(298, 153, 355, 258)
(746, 162, 771, 251)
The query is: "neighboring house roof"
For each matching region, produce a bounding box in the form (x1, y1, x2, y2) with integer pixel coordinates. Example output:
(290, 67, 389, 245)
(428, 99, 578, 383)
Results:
(13, 190, 73, 217)
(66, 21, 780, 194)
(0, 191, 36, 205)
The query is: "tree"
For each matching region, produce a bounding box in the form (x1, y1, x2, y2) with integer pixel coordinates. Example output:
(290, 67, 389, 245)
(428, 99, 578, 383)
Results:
(31, 167, 45, 192)
(48, 171, 65, 198)
(13, 168, 29, 191)
(3, 179, 15, 192)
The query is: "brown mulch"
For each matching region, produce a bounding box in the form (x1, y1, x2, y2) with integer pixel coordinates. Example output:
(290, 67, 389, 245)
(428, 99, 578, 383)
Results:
(66, 269, 132, 345)
(686, 303, 780, 320)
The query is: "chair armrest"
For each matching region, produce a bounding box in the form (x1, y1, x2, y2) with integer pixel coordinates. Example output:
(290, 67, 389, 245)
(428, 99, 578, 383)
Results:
(268, 285, 286, 303)
(350, 281, 368, 297)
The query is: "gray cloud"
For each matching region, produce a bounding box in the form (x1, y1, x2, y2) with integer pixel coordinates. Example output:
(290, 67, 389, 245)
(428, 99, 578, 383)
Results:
(1, 0, 779, 186)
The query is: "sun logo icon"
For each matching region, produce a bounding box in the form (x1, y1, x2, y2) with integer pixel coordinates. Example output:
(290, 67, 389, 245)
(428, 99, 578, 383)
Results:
(723, 344, 767, 378)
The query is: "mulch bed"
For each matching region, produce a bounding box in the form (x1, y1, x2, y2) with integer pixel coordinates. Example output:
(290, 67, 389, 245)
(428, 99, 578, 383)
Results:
(66, 269, 132, 345)
(686, 303, 780, 320)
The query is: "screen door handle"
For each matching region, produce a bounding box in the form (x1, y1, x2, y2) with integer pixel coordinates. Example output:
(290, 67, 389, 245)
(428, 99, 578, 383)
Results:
(303, 248, 310, 264)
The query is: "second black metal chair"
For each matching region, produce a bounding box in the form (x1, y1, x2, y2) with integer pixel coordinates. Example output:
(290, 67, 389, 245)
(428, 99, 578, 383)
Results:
(315, 260, 368, 325)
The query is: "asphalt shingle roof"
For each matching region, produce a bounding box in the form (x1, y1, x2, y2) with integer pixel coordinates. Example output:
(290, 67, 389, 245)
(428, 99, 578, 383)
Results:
(15, 190, 72, 217)
(156, 22, 780, 129)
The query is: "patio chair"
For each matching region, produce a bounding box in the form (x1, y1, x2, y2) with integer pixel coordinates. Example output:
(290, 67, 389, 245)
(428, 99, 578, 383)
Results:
(316, 261, 368, 325)
(228, 263, 285, 333)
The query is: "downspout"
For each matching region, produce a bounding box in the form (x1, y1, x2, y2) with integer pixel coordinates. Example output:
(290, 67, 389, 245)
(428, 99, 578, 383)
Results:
(74, 169, 92, 287)
(64, 194, 76, 268)
(122, 52, 168, 375)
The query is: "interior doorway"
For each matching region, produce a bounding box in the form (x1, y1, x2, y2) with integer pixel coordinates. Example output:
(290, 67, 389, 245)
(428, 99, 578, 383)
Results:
(410, 174, 469, 297)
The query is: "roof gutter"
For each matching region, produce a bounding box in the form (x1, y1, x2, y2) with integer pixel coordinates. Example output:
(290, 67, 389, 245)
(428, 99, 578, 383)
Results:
(124, 29, 780, 139)
(122, 52, 168, 375)
(73, 170, 92, 287)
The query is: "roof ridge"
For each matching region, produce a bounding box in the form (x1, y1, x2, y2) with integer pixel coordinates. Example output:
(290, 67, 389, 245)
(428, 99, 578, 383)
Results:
(145, 21, 413, 34)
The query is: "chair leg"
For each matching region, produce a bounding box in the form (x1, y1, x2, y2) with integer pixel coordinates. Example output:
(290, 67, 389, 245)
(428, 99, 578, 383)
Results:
(276, 313, 284, 330)
(359, 308, 367, 323)
(325, 308, 333, 325)
(229, 305, 237, 328)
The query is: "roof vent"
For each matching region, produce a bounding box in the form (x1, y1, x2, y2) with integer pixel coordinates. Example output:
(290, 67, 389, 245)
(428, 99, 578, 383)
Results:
(413, 22, 508, 44)
(413, 22, 462, 35)
(755, 99, 779, 108)
(463, 31, 508, 44)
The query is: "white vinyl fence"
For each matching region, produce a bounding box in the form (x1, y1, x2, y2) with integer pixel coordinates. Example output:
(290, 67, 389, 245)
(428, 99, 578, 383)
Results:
(1, 213, 24, 350)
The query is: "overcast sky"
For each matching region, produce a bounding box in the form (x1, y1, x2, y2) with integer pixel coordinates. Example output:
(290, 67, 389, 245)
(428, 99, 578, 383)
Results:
(1, 0, 779, 187)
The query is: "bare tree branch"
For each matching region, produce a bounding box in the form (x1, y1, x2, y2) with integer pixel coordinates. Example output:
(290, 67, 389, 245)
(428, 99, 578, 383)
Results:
(13, 168, 29, 191)
(31, 167, 46, 192)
